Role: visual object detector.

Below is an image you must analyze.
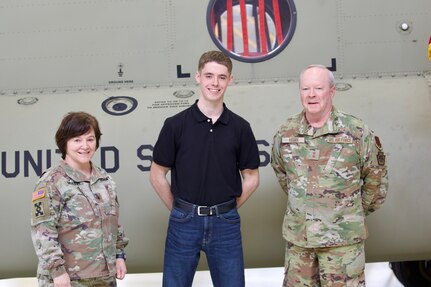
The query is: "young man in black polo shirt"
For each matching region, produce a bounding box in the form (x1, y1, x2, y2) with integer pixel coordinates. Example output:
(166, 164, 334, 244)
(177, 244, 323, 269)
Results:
(150, 50, 260, 287)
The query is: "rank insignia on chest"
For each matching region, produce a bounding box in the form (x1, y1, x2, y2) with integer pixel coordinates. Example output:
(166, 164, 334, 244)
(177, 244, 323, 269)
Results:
(307, 148, 320, 160)
(282, 137, 305, 143)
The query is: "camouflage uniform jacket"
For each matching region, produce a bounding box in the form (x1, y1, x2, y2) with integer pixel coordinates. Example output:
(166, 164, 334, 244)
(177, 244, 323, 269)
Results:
(30, 160, 129, 280)
(271, 107, 388, 248)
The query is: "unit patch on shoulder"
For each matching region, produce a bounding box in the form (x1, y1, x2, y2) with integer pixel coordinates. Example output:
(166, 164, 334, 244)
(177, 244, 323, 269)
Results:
(32, 188, 46, 202)
(31, 187, 51, 224)
(374, 136, 385, 166)
(31, 194, 51, 224)
(33, 201, 46, 218)
(375, 136, 383, 151)
(377, 151, 386, 166)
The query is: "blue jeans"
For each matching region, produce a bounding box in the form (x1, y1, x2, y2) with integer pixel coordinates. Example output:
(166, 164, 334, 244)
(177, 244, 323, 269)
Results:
(163, 201, 245, 287)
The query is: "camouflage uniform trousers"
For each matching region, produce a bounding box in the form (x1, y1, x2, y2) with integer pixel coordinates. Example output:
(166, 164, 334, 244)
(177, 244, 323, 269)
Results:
(37, 274, 117, 287)
(283, 241, 365, 287)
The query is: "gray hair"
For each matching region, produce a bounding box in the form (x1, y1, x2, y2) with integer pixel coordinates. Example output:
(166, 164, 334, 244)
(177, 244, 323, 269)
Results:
(299, 64, 335, 87)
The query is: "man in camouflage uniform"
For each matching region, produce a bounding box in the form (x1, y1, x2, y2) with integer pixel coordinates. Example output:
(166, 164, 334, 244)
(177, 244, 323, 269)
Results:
(31, 112, 129, 287)
(271, 65, 388, 286)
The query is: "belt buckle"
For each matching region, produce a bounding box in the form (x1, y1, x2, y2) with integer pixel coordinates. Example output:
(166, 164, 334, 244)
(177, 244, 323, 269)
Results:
(197, 205, 209, 216)
(197, 205, 214, 216)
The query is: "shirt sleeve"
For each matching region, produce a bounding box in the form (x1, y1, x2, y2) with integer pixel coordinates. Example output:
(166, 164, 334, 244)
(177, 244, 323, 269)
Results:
(152, 118, 176, 168)
(238, 123, 260, 170)
(115, 192, 129, 253)
(271, 130, 289, 194)
(116, 224, 129, 253)
(360, 130, 389, 215)
(30, 181, 67, 278)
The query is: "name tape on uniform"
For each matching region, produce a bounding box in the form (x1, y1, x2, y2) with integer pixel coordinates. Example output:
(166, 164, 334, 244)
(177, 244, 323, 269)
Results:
(282, 137, 305, 143)
(326, 137, 353, 144)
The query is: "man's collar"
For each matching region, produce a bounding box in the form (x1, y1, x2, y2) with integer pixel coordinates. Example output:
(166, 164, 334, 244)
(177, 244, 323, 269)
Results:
(298, 107, 345, 136)
(192, 100, 229, 124)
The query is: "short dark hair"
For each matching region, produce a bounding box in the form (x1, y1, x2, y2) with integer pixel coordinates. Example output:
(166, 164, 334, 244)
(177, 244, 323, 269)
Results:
(198, 50, 233, 74)
(55, 112, 102, 159)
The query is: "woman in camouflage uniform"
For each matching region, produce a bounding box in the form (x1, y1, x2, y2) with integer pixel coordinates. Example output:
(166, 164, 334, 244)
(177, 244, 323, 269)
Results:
(31, 112, 128, 287)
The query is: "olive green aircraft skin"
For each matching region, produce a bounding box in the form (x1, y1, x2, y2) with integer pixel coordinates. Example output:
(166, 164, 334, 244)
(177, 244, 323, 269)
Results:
(1, 0, 431, 279)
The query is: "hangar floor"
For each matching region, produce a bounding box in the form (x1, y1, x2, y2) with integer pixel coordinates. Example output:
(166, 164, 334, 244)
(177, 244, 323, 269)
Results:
(0, 262, 404, 287)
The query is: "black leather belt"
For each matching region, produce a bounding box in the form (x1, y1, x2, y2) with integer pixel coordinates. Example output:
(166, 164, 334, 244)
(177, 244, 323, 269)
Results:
(174, 198, 236, 216)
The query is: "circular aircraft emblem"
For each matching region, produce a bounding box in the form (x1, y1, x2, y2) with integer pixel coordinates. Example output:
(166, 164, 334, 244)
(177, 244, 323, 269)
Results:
(101, 96, 138, 116)
(207, 0, 297, 63)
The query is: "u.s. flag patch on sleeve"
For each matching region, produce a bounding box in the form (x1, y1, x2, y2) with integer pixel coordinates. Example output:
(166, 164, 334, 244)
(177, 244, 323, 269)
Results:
(32, 188, 46, 202)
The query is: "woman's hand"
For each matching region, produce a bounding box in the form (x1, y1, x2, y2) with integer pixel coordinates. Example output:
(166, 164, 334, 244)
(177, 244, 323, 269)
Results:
(116, 258, 127, 280)
(53, 272, 71, 287)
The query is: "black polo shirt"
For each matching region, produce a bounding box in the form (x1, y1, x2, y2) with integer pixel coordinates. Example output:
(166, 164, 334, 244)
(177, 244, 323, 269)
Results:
(152, 101, 260, 205)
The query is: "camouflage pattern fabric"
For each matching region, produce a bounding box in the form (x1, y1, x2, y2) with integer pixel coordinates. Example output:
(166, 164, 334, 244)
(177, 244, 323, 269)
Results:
(37, 274, 117, 287)
(271, 107, 388, 248)
(283, 242, 365, 287)
(31, 160, 129, 281)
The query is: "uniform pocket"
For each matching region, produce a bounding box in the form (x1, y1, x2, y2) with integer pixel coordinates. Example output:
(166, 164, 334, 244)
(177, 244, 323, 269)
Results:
(345, 244, 365, 278)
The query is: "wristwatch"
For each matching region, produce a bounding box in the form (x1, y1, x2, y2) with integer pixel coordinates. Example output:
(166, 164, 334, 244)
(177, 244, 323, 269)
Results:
(116, 251, 126, 261)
